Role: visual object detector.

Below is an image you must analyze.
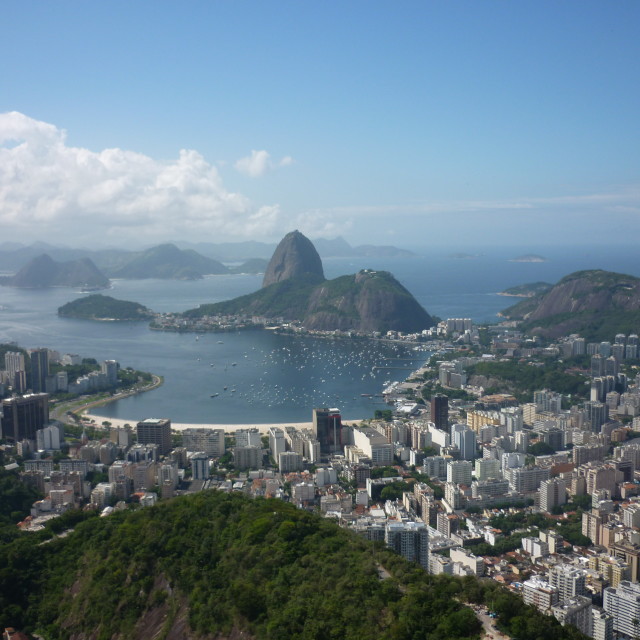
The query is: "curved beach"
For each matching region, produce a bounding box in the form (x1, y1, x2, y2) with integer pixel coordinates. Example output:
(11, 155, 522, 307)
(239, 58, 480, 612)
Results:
(82, 414, 362, 435)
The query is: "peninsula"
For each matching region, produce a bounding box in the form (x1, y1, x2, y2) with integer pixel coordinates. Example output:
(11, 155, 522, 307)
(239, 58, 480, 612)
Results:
(501, 269, 640, 339)
(179, 231, 435, 334)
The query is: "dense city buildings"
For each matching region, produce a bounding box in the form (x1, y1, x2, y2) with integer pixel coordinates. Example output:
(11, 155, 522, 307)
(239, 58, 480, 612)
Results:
(9, 326, 640, 637)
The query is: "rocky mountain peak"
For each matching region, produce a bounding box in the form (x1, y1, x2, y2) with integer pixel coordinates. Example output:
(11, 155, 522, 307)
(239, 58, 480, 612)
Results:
(262, 230, 325, 288)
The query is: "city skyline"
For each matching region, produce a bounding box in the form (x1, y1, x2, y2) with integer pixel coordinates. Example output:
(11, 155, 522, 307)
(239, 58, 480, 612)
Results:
(1, 1, 638, 248)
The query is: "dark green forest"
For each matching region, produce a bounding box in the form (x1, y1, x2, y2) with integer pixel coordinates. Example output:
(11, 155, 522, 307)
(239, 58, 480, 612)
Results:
(0, 487, 588, 640)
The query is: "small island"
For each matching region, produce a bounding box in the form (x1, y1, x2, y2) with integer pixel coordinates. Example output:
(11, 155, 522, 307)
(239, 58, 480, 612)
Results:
(498, 281, 552, 298)
(58, 294, 156, 321)
(508, 254, 547, 263)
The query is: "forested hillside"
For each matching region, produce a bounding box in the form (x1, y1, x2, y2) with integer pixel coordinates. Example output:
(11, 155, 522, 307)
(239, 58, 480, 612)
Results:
(0, 491, 588, 640)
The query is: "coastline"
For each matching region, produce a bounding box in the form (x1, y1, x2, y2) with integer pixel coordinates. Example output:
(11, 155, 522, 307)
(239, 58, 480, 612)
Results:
(81, 414, 362, 434)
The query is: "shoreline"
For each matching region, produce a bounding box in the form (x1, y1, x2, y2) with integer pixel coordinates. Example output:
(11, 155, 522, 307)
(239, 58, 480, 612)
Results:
(81, 414, 362, 434)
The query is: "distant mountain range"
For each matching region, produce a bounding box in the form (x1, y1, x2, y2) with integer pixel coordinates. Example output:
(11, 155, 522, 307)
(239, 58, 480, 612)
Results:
(0, 237, 415, 274)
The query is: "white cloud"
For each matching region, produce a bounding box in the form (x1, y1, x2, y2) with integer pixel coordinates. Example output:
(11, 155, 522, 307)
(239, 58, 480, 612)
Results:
(234, 149, 294, 177)
(0, 112, 285, 244)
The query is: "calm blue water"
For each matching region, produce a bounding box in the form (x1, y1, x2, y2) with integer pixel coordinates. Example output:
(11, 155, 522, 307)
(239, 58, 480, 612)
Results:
(1, 244, 638, 423)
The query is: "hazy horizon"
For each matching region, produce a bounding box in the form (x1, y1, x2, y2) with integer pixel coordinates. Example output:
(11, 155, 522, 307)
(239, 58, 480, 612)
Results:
(1, 2, 638, 249)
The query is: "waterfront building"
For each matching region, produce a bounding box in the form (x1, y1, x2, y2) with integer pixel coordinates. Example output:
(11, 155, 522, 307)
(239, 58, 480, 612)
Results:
(182, 428, 225, 457)
(312, 408, 342, 454)
(353, 427, 392, 466)
(136, 418, 172, 455)
(235, 428, 261, 448)
(269, 427, 286, 460)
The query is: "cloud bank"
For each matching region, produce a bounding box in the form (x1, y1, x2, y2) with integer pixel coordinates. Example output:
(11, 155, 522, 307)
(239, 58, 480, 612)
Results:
(234, 149, 293, 177)
(0, 112, 285, 245)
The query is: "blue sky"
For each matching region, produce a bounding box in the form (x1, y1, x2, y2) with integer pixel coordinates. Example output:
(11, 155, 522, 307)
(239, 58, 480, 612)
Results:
(1, 1, 638, 248)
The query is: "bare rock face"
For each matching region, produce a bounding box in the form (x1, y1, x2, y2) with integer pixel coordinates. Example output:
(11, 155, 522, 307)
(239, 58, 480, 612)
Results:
(262, 230, 324, 288)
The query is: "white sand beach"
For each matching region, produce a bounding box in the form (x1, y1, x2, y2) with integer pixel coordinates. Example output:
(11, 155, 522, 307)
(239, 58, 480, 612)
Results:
(81, 413, 362, 434)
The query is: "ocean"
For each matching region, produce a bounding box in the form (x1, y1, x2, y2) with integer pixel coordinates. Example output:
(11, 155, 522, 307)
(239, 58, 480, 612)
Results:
(0, 243, 638, 424)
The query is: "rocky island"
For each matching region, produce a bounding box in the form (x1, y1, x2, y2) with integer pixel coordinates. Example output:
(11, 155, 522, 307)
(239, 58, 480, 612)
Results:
(58, 294, 155, 321)
(180, 230, 435, 334)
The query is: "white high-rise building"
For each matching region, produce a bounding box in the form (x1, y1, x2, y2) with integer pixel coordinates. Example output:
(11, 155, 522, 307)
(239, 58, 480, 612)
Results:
(592, 607, 614, 640)
(604, 581, 640, 639)
(452, 425, 477, 461)
(269, 427, 286, 460)
(522, 576, 558, 612)
(182, 428, 225, 457)
(278, 451, 303, 473)
(353, 427, 393, 466)
(446, 460, 472, 485)
(235, 428, 261, 448)
(551, 595, 592, 638)
(190, 453, 210, 480)
(474, 458, 501, 481)
(549, 564, 586, 600)
(36, 425, 61, 451)
(385, 521, 429, 570)
(539, 477, 567, 512)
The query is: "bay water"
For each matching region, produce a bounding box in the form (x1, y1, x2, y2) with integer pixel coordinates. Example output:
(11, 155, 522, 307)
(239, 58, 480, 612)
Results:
(0, 243, 637, 424)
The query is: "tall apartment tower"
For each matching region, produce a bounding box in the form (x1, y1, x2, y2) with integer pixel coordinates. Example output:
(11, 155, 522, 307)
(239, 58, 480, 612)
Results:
(101, 360, 119, 386)
(549, 564, 586, 600)
(136, 418, 172, 455)
(29, 348, 49, 393)
(540, 477, 567, 513)
(4, 351, 26, 393)
(431, 393, 449, 430)
(0, 393, 49, 442)
(313, 408, 342, 455)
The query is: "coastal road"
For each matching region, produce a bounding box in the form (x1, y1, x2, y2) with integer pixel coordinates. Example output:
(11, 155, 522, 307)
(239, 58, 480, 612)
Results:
(50, 374, 163, 427)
